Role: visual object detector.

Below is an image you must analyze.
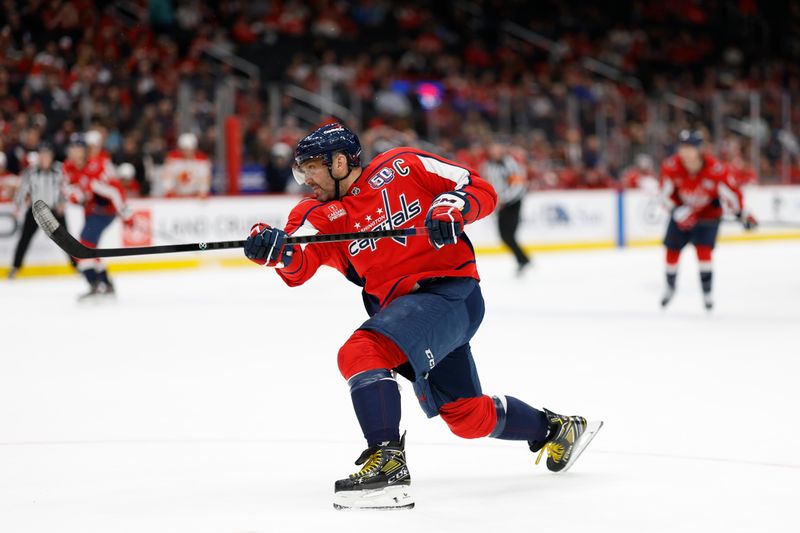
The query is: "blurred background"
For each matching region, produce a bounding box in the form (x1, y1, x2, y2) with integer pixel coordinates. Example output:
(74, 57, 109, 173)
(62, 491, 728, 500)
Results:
(1, 0, 799, 200)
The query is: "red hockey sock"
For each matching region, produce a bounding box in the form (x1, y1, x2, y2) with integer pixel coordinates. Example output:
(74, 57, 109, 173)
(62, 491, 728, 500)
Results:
(696, 245, 713, 268)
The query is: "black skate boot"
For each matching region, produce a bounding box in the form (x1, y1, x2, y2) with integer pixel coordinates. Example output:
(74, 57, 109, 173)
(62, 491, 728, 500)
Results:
(333, 432, 413, 510)
(77, 282, 102, 302)
(529, 408, 603, 473)
(661, 271, 677, 308)
(98, 281, 116, 299)
(660, 286, 675, 307)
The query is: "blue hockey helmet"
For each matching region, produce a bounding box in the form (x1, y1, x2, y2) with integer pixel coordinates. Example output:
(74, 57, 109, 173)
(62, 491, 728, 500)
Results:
(291, 123, 362, 186)
(678, 129, 704, 147)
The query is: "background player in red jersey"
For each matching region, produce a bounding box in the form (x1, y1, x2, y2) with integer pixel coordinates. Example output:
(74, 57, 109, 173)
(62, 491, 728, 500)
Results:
(243, 123, 603, 510)
(659, 130, 758, 310)
(64, 137, 132, 300)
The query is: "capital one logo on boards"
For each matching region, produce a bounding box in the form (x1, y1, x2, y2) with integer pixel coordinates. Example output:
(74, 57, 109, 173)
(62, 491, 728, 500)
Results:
(122, 209, 153, 247)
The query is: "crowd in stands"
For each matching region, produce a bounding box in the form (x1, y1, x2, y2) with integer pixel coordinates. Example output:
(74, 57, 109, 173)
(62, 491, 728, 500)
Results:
(2, 0, 800, 200)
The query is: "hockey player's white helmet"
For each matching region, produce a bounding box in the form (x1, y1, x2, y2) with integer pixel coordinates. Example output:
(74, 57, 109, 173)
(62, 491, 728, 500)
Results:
(85, 130, 103, 147)
(178, 133, 198, 151)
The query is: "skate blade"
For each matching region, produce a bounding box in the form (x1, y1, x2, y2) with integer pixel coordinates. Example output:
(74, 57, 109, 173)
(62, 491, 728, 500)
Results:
(333, 485, 414, 511)
(560, 420, 604, 473)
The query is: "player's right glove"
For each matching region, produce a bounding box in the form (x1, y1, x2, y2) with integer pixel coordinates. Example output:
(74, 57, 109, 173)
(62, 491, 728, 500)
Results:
(672, 205, 698, 231)
(244, 223, 295, 268)
(737, 210, 758, 231)
(425, 192, 469, 249)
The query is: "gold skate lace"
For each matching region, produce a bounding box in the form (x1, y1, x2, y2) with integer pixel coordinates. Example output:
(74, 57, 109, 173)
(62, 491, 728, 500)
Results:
(536, 441, 565, 465)
(351, 450, 382, 479)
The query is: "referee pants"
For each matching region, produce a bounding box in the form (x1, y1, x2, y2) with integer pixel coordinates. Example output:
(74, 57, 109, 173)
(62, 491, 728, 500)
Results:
(497, 200, 529, 268)
(12, 207, 75, 269)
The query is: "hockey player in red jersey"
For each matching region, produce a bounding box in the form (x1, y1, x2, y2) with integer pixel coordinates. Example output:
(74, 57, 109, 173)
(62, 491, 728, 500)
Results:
(244, 123, 603, 510)
(64, 137, 132, 300)
(659, 130, 758, 310)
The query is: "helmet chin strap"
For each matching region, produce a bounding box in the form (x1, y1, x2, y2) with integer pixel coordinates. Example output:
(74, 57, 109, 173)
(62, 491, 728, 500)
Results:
(328, 164, 355, 201)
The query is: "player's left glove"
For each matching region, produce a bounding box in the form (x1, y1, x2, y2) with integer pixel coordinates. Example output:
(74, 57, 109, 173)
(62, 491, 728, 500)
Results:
(425, 192, 469, 249)
(737, 210, 758, 231)
(244, 223, 295, 268)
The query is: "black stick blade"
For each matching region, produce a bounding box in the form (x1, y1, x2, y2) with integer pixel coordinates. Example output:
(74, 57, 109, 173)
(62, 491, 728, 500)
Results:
(31, 200, 95, 259)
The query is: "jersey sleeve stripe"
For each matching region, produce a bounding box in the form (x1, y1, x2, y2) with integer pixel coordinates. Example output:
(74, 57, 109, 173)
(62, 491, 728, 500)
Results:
(297, 202, 327, 229)
(417, 155, 471, 189)
(90, 180, 125, 211)
(718, 182, 742, 212)
(462, 190, 482, 219)
(281, 248, 305, 275)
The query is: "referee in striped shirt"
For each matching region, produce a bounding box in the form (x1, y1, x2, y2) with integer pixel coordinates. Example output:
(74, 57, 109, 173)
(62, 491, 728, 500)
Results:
(481, 141, 532, 275)
(8, 142, 75, 279)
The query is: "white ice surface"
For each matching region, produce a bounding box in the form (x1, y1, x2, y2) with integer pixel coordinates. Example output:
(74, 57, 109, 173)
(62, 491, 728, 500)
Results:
(1, 242, 799, 533)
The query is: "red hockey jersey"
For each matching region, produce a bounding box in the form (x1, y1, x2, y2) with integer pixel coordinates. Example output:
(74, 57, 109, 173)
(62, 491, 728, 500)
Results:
(277, 147, 497, 312)
(660, 153, 744, 220)
(64, 155, 127, 217)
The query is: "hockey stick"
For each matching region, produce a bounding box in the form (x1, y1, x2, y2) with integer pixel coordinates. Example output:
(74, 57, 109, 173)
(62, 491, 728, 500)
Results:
(697, 217, 800, 229)
(724, 218, 800, 228)
(32, 200, 428, 259)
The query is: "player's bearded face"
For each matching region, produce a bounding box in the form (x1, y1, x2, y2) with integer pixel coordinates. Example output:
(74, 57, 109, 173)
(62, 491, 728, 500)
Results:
(297, 158, 336, 201)
(677, 145, 702, 172)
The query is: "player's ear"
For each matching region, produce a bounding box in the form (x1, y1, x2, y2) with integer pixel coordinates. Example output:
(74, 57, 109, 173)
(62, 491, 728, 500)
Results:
(335, 152, 347, 171)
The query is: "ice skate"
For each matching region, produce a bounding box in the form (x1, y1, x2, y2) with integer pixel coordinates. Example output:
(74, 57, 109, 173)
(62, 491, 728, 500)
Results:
(530, 408, 603, 473)
(703, 292, 713, 311)
(333, 432, 413, 510)
(77, 282, 103, 302)
(660, 286, 675, 307)
(98, 281, 117, 299)
(516, 258, 532, 278)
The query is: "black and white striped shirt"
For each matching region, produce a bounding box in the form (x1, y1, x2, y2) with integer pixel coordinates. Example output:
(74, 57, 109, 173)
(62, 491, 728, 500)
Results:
(14, 162, 67, 209)
(481, 156, 526, 205)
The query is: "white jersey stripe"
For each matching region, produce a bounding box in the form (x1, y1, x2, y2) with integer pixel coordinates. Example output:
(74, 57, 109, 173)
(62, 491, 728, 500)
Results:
(717, 182, 741, 213)
(91, 180, 126, 212)
(418, 155, 471, 189)
(291, 221, 319, 250)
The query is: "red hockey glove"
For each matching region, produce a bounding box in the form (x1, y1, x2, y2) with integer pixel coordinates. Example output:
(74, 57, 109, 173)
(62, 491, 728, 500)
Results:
(738, 210, 758, 231)
(66, 185, 84, 205)
(244, 223, 295, 268)
(425, 192, 469, 249)
(672, 205, 698, 231)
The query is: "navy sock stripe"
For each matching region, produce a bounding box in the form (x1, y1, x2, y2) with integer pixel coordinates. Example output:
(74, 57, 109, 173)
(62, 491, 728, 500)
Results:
(491, 395, 548, 442)
(489, 395, 507, 438)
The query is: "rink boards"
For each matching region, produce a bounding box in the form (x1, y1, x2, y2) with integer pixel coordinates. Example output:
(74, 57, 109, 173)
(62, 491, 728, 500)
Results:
(2, 186, 800, 275)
